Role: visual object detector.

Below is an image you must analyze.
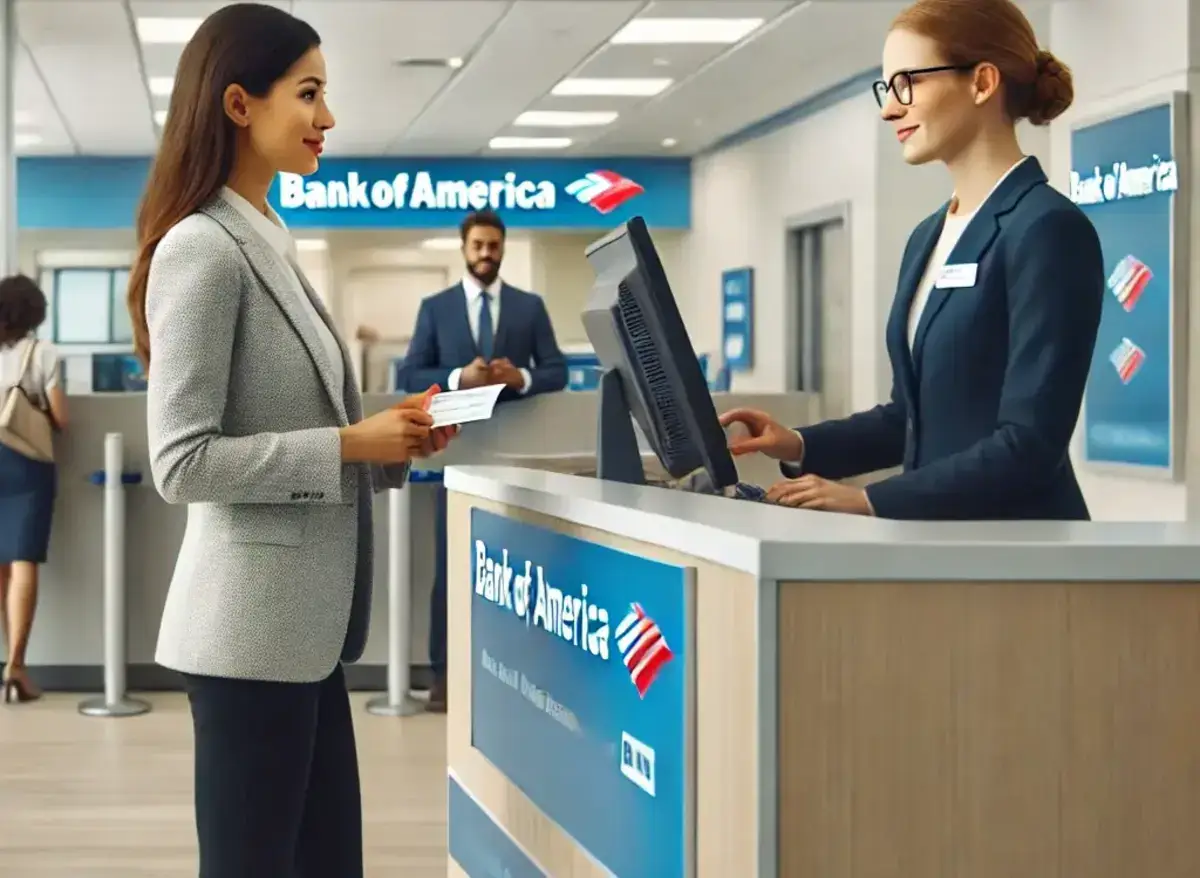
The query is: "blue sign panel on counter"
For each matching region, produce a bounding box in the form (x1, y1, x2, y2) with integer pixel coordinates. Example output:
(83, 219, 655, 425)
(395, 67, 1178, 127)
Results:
(448, 773, 547, 878)
(469, 508, 692, 878)
(1070, 100, 1180, 473)
(16, 156, 691, 230)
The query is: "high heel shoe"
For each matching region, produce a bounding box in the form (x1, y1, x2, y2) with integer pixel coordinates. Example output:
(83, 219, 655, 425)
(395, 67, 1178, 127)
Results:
(2, 672, 41, 704)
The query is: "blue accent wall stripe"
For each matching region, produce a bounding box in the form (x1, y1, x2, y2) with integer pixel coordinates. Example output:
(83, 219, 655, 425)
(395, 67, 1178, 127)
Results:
(700, 66, 883, 156)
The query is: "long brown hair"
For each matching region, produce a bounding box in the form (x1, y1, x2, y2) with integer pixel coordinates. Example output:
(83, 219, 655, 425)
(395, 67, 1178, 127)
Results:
(892, 0, 1074, 126)
(127, 2, 319, 366)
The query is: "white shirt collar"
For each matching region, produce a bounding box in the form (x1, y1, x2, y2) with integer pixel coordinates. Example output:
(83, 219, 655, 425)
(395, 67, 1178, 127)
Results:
(949, 155, 1031, 218)
(462, 274, 502, 301)
(220, 186, 295, 259)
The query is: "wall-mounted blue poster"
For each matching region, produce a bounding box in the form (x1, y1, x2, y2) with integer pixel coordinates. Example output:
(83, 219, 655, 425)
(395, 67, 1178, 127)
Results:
(468, 509, 694, 878)
(1070, 95, 1187, 476)
(720, 267, 754, 372)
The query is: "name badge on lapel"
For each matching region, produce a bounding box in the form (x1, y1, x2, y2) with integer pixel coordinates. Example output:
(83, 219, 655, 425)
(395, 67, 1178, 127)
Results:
(935, 263, 978, 289)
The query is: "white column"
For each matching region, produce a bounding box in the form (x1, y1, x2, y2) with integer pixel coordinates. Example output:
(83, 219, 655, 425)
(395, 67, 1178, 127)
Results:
(0, 0, 15, 276)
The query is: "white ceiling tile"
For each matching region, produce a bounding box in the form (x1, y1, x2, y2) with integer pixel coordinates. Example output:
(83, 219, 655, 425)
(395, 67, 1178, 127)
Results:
(390, 0, 644, 155)
(296, 0, 508, 153)
(18, 0, 156, 154)
(13, 39, 74, 155)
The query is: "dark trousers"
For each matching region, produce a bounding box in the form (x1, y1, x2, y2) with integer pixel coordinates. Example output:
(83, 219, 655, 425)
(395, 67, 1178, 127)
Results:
(181, 663, 363, 878)
(429, 484, 448, 674)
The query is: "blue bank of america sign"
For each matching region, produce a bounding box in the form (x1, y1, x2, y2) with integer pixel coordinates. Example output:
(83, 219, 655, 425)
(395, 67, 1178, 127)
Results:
(13, 156, 691, 231)
(467, 508, 695, 878)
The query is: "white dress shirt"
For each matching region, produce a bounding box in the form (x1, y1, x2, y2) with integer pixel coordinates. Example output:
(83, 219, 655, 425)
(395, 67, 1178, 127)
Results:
(220, 187, 344, 393)
(907, 156, 1031, 350)
(447, 274, 532, 394)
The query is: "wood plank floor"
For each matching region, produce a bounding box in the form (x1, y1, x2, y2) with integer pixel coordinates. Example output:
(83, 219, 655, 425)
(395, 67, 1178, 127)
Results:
(0, 692, 448, 877)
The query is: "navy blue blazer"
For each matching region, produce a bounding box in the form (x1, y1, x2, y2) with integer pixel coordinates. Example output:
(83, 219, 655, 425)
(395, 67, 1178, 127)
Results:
(789, 158, 1104, 520)
(401, 282, 567, 401)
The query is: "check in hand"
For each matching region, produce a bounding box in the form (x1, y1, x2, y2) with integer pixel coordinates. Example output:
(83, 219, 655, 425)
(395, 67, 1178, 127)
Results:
(396, 385, 459, 459)
(765, 474, 873, 515)
(489, 357, 524, 390)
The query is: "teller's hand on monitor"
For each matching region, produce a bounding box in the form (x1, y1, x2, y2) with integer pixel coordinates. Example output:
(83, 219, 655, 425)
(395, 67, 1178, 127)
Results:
(718, 408, 803, 461)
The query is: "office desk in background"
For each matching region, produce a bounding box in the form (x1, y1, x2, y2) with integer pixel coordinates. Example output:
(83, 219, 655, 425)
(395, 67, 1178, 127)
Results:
(27, 390, 819, 690)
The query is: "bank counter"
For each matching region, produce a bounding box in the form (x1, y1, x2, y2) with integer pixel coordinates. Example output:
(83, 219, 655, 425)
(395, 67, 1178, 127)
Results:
(444, 464, 1200, 878)
(30, 391, 817, 688)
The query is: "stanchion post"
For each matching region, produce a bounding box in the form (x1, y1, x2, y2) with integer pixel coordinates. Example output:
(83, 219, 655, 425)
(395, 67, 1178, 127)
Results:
(79, 432, 151, 718)
(366, 482, 423, 716)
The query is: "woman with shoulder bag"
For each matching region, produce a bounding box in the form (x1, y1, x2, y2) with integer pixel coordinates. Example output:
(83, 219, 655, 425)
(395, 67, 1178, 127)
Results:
(0, 274, 68, 704)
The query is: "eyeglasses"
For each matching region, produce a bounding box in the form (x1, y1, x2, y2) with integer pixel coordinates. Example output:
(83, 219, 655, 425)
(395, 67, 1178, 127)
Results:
(872, 65, 976, 108)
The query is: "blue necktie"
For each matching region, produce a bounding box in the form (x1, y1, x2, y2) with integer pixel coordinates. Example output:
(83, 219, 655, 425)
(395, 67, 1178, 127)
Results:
(477, 291, 494, 360)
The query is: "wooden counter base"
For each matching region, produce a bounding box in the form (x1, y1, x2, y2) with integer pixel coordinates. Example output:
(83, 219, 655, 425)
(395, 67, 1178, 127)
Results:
(777, 579, 1200, 878)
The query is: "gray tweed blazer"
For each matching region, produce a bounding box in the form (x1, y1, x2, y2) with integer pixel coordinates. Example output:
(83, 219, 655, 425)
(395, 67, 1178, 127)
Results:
(146, 196, 408, 683)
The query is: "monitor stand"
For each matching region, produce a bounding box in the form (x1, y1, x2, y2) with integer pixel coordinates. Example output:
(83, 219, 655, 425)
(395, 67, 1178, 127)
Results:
(596, 368, 646, 486)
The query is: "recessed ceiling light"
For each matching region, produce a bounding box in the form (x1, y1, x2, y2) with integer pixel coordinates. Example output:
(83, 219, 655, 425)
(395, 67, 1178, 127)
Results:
(295, 238, 328, 251)
(661, 137, 678, 147)
(551, 77, 672, 97)
(136, 17, 203, 44)
(489, 136, 572, 150)
(153, 110, 168, 126)
(610, 17, 764, 45)
(14, 132, 42, 147)
(148, 76, 174, 97)
(422, 237, 462, 250)
(394, 57, 464, 69)
(514, 110, 618, 127)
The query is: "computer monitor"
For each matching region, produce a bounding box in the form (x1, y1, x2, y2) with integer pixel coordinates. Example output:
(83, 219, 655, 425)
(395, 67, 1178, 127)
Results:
(582, 216, 738, 490)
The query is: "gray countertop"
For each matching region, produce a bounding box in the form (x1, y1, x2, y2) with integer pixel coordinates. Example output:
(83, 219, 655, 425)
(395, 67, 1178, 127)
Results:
(445, 465, 1200, 581)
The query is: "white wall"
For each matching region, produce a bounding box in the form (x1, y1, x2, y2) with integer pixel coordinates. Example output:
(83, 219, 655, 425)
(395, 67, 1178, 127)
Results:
(687, 95, 881, 408)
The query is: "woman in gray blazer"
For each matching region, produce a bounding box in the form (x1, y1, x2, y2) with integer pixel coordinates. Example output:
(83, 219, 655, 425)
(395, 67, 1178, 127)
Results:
(125, 6, 455, 877)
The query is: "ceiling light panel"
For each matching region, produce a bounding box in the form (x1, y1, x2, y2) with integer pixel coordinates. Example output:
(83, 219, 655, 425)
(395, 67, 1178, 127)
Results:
(488, 136, 572, 150)
(147, 76, 173, 97)
(610, 17, 765, 45)
(135, 17, 203, 44)
(551, 78, 673, 97)
(514, 111, 618, 127)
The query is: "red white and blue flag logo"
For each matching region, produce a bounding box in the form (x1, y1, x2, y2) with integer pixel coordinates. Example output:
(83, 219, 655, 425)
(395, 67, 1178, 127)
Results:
(1109, 336, 1146, 384)
(614, 602, 673, 698)
(1107, 254, 1153, 312)
(565, 170, 645, 214)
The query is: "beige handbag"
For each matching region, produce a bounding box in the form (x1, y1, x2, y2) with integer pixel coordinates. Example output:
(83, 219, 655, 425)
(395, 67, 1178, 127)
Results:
(0, 338, 55, 462)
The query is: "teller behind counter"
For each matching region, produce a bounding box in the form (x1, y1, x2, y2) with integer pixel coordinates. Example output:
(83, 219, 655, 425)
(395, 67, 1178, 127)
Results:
(443, 214, 1200, 878)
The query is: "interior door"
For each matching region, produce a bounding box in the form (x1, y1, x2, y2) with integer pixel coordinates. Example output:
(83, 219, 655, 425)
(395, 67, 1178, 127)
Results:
(345, 266, 449, 392)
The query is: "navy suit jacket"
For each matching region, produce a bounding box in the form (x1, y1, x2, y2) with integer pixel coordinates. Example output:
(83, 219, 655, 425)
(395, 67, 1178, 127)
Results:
(401, 281, 567, 401)
(787, 158, 1104, 521)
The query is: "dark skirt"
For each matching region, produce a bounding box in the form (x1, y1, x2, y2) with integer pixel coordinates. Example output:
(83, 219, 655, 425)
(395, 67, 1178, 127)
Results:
(0, 442, 57, 564)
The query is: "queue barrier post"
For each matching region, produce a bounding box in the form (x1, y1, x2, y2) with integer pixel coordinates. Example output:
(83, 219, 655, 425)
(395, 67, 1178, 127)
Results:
(78, 432, 152, 719)
(366, 469, 443, 717)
